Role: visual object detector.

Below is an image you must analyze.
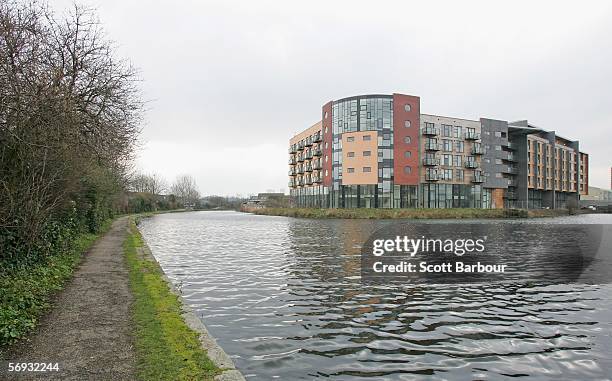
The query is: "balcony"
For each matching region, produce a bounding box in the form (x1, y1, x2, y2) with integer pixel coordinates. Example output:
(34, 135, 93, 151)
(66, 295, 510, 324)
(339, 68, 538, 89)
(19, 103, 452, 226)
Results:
(312, 161, 322, 170)
(288, 180, 296, 187)
(465, 131, 481, 140)
(297, 155, 305, 162)
(422, 126, 438, 136)
(471, 144, 484, 155)
(425, 171, 439, 181)
(305, 137, 313, 147)
(288, 167, 296, 176)
(297, 178, 304, 186)
(313, 147, 322, 156)
(297, 166, 305, 174)
(502, 166, 517, 174)
(288, 156, 296, 165)
(471, 172, 484, 183)
(503, 153, 516, 162)
(504, 192, 517, 199)
(313, 133, 322, 143)
(289, 145, 297, 154)
(304, 151, 313, 160)
(305, 164, 313, 172)
(505, 142, 517, 150)
(313, 176, 322, 183)
(425, 141, 441, 151)
(508, 179, 518, 187)
(464, 161, 478, 169)
(297, 141, 305, 151)
(305, 176, 313, 185)
(422, 157, 440, 166)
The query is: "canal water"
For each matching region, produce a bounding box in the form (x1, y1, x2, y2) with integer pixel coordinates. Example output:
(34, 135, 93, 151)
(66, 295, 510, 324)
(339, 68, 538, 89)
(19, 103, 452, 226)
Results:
(138, 212, 612, 380)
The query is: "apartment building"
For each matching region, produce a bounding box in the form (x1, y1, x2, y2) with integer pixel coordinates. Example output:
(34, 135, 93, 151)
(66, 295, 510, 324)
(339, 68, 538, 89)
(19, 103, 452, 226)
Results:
(288, 93, 589, 209)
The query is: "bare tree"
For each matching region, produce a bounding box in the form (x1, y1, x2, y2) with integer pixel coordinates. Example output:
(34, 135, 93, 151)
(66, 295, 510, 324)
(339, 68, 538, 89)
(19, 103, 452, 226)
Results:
(171, 175, 200, 206)
(0, 1, 142, 259)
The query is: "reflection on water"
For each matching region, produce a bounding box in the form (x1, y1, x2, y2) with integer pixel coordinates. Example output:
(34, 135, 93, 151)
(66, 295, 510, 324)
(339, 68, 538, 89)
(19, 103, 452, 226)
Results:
(139, 212, 612, 380)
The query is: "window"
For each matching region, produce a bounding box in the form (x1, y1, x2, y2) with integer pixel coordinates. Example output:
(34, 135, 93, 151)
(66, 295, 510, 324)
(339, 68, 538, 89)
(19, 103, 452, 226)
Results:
(495, 131, 502, 137)
(425, 122, 434, 128)
(363, 167, 371, 172)
(443, 139, 452, 152)
(495, 145, 502, 151)
(495, 158, 502, 165)
(363, 135, 371, 141)
(363, 151, 371, 156)
(325, 126, 328, 134)
(443, 154, 452, 166)
(325, 170, 328, 176)
(346, 136, 355, 142)
(454, 126, 462, 138)
(347, 152, 355, 157)
(325, 142, 328, 149)
(404, 166, 412, 174)
(404, 104, 411, 112)
(454, 155, 462, 167)
(404, 151, 412, 158)
(405, 120, 411, 128)
(404, 136, 411, 144)
(347, 167, 355, 173)
(456, 169, 464, 181)
(325, 155, 328, 162)
(456, 141, 464, 153)
(442, 124, 452, 137)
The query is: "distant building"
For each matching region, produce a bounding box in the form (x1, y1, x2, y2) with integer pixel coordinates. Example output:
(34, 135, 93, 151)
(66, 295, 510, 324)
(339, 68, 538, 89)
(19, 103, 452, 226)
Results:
(288, 92, 589, 209)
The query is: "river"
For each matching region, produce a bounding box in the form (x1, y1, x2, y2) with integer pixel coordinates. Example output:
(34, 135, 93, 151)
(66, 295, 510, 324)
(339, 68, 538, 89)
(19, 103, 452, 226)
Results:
(138, 212, 612, 380)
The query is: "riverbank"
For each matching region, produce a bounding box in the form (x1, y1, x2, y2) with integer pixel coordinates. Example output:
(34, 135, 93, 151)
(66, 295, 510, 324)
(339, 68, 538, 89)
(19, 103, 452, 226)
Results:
(249, 207, 571, 219)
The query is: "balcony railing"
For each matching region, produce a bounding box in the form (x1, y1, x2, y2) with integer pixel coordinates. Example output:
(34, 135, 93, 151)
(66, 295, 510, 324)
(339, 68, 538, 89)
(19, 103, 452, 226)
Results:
(504, 192, 516, 199)
(313, 133, 322, 143)
(297, 179, 304, 186)
(471, 173, 484, 183)
(312, 161, 322, 170)
(304, 151, 313, 160)
(505, 142, 516, 150)
(422, 157, 440, 166)
(289, 145, 297, 154)
(305, 137, 313, 147)
(313, 148, 322, 156)
(288, 168, 296, 176)
(464, 161, 478, 169)
(508, 179, 518, 187)
(471, 144, 484, 155)
(305, 164, 313, 172)
(297, 155, 304, 162)
(305, 177, 313, 185)
(502, 166, 517, 174)
(288, 157, 296, 165)
(313, 176, 322, 183)
(297, 141, 305, 151)
(425, 171, 439, 181)
(297, 166, 305, 174)
(288, 180, 296, 187)
(425, 142, 441, 151)
(422, 126, 438, 136)
(465, 131, 481, 140)
(503, 153, 516, 162)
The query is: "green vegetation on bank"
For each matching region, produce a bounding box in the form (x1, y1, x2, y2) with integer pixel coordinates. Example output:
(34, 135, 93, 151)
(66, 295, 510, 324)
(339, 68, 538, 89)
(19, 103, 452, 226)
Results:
(251, 207, 570, 219)
(0, 219, 112, 348)
(124, 219, 220, 381)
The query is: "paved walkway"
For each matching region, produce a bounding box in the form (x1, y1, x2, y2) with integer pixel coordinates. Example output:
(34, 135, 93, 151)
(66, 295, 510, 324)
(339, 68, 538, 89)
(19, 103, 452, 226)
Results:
(2, 217, 135, 380)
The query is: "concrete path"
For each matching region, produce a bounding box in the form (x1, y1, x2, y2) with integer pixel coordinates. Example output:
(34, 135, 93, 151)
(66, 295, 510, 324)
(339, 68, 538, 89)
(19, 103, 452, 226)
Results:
(1, 217, 135, 380)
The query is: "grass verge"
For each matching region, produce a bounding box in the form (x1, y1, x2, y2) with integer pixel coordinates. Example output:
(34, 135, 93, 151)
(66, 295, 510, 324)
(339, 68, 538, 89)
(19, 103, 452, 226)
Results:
(250, 207, 570, 219)
(124, 218, 220, 381)
(0, 220, 112, 349)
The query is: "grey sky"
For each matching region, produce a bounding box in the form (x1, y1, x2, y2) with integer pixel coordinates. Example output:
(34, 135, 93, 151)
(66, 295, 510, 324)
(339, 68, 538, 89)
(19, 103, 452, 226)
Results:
(51, 0, 612, 195)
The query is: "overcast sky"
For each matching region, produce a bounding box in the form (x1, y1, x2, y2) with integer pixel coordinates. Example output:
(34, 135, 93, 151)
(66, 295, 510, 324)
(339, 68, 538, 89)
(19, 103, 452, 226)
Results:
(51, 0, 612, 195)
